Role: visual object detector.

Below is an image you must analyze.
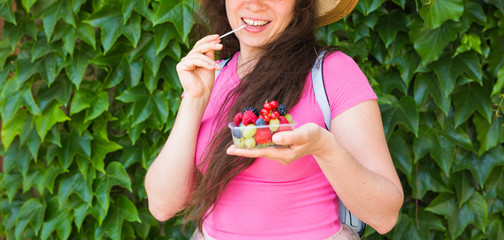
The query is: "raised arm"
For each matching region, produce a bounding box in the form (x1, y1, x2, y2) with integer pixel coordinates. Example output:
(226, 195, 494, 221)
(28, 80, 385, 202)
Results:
(145, 35, 223, 221)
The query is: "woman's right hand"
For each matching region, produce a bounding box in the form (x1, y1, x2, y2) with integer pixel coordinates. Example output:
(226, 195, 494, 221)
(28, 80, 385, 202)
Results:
(176, 34, 223, 99)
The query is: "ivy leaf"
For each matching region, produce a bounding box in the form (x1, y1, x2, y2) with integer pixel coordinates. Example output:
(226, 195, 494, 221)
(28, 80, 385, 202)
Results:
(487, 215, 504, 240)
(1, 109, 29, 150)
(388, 134, 413, 179)
(355, 0, 386, 16)
(15, 198, 46, 239)
(419, 0, 464, 29)
(0, 1, 16, 24)
(94, 195, 140, 240)
(453, 146, 504, 187)
(380, 96, 419, 139)
(426, 192, 489, 239)
(57, 171, 93, 207)
(36, 78, 73, 110)
(95, 162, 132, 213)
(409, 160, 452, 199)
(492, 65, 504, 96)
(91, 134, 123, 173)
(413, 123, 471, 176)
(375, 9, 407, 48)
(474, 115, 504, 155)
(84, 91, 110, 123)
(0, 171, 22, 203)
(390, 48, 420, 87)
(37, 0, 76, 41)
(65, 43, 96, 89)
(1, 15, 37, 50)
(153, 0, 195, 41)
(21, 0, 37, 13)
(41, 199, 72, 240)
(0, 38, 14, 68)
(34, 102, 70, 141)
(410, 19, 463, 65)
(452, 170, 475, 207)
(122, 0, 153, 23)
(154, 23, 179, 55)
(452, 83, 492, 127)
(484, 0, 504, 14)
(105, 56, 143, 88)
(85, 7, 126, 53)
(56, 130, 93, 169)
(413, 73, 450, 115)
(117, 85, 170, 127)
(393, 210, 445, 240)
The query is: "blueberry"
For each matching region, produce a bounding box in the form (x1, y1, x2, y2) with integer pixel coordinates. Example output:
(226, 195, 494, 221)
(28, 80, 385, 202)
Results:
(232, 128, 242, 138)
(255, 118, 266, 126)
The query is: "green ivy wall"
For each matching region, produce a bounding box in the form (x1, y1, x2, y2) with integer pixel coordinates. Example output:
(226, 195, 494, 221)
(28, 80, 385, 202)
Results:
(0, 0, 503, 239)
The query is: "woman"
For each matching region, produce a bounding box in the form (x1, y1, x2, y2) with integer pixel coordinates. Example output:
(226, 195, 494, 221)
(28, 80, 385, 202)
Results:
(145, 0, 404, 239)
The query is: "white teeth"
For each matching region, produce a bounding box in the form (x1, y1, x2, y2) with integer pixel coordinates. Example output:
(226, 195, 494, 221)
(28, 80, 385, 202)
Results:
(243, 18, 269, 27)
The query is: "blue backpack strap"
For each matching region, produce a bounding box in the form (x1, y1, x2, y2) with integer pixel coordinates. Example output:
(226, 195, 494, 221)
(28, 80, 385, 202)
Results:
(215, 58, 231, 79)
(311, 50, 367, 237)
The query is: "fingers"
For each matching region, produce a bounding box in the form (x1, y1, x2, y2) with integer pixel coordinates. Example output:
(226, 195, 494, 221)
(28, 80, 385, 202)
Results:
(272, 123, 321, 146)
(190, 35, 222, 56)
(177, 53, 221, 72)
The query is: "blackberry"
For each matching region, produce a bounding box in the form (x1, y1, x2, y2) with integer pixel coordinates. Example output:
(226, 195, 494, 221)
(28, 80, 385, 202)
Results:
(242, 107, 259, 117)
(276, 104, 288, 116)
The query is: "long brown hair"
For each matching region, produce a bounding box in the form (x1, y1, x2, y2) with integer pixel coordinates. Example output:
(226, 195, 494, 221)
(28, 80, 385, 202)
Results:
(184, 0, 322, 231)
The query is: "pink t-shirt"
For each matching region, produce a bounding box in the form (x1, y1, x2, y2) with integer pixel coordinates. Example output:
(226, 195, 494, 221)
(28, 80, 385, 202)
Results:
(193, 51, 377, 240)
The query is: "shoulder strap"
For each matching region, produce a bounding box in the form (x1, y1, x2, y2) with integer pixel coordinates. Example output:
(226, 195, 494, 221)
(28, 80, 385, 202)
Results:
(311, 50, 367, 237)
(311, 50, 331, 130)
(215, 58, 231, 79)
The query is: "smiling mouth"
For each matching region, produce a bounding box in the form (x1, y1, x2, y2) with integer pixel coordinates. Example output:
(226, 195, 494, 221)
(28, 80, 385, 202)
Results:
(242, 18, 271, 28)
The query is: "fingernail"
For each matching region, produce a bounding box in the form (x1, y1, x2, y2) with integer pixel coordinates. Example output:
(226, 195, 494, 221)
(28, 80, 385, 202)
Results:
(216, 44, 223, 48)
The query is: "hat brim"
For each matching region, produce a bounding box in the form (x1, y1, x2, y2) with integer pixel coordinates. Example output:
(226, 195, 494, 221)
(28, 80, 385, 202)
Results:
(315, 0, 359, 27)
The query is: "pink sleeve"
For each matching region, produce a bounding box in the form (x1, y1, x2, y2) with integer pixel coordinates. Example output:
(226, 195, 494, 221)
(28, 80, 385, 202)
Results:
(322, 51, 378, 119)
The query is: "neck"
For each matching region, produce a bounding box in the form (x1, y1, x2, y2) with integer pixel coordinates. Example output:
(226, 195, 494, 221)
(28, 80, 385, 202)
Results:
(237, 47, 261, 78)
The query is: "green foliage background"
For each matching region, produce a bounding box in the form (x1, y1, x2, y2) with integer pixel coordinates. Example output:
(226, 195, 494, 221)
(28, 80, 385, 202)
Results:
(0, 0, 503, 239)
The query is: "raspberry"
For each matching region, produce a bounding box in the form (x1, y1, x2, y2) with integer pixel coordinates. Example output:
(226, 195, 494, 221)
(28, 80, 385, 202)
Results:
(242, 107, 259, 117)
(254, 128, 273, 145)
(234, 112, 243, 126)
(242, 110, 258, 126)
(276, 104, 288, 116)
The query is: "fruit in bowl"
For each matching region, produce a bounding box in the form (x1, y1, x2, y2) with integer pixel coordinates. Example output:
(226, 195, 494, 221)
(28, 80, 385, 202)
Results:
(229, 100, 296, 149)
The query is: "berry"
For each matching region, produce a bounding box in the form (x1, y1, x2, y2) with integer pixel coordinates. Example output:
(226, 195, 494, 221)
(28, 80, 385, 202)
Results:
(242, 110, 258, 126)
(244, 137, 256, 148)
(278, 116, 288, 124)
(242, 107, 259, 117)
(254, 128, 273, 145)
(270, 111, 279, 120)
(278, 125, 294, 132)
(263, 102, 272, 111)
(234, 112, 243, 126)
(242, 124, 257, 138)
(277, 104, 288, 116)
(232, 128, 242, 138)
(263, 115, 271, 123)
(270, 100, 278, 109)
(284, 113, 293, 123)
(269, 118, 280, 132)
(260, 108, 269, 116)
(255, 118, 266, 126)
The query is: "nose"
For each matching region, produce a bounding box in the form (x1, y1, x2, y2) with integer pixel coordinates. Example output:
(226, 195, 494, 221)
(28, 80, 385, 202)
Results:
(244, 0, 267, 12)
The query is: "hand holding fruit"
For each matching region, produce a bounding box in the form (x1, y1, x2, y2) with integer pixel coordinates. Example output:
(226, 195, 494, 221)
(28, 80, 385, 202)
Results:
(227, 122, 330, 165)
(176, 34, 223, 99)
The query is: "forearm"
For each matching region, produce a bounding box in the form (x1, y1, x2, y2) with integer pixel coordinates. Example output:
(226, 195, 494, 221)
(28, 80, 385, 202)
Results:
(145, 97, 208, 221)
(313, 130, 403, 234)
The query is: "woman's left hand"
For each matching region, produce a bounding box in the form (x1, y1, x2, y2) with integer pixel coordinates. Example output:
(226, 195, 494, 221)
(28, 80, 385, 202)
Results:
(226, 123, 329, 164)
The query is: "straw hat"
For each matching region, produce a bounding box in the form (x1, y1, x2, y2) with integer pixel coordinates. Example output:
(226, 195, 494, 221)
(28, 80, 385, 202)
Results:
(315, 0, 359, 27)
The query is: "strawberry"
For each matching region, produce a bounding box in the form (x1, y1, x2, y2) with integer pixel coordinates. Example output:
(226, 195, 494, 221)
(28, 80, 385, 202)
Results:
(242, 110, 258, 126)
(254, 128, 273, 145)
(278, 116, 288, 124)
(234, 112, 243, 126)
